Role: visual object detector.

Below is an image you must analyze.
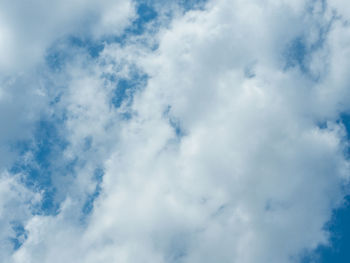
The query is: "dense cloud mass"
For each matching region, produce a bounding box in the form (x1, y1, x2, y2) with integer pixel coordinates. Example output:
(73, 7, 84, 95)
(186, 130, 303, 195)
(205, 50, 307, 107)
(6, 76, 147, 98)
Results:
(1, 0, 350, 262)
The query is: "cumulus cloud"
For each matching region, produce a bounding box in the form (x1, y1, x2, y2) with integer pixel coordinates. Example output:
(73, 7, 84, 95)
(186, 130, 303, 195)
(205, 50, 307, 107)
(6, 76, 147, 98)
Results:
(0, 172, 41, 259)
(1, 0, 350, 262)
(0, 0, 135, 72)
(0, 0, 135, 164)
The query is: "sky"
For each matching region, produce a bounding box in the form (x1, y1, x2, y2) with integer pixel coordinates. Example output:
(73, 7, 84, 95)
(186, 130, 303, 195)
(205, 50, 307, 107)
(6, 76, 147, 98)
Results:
(1, 0, 350, 262)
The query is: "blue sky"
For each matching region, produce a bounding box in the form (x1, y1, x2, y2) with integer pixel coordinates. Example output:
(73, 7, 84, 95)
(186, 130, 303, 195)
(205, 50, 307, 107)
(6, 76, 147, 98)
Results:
(1, 0, 350, 262)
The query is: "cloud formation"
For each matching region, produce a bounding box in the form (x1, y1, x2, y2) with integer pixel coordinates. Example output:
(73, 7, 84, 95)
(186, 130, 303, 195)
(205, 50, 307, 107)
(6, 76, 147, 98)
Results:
(0, 0, 135, 72)
(1, 0, 350, 262)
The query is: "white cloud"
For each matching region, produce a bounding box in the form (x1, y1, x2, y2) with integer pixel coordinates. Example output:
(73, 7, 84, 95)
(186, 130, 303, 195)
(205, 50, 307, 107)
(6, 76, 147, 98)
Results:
(0, 0, 135, 73)
(0, 0, 135, 167)
(2, 0, 350, 263)
(0, 172, 41, 260)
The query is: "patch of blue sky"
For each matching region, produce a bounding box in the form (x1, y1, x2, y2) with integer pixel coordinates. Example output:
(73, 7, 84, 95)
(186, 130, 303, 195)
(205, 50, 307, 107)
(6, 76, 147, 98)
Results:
(177, 0, 208, 11)
(339, 114, 350, 141)
(282, 4, 338, 83)
(140, 0, 207, 12)
(10, 116, 105, 219)
(283, 33, 329, 82)
(169, 118, 184, 138)
(129, 2, 158, 35)
(45, 48, 66, 72)
(109, 2, 158, 47)
(163, 105, 186, 139)
(333, 113, 350, 158)
(301, 115, 350, 262)
(111, 70, 148, 109)
(111, 0, 207, 46)
(45, 41, 75, 72)
(8, 221, 28, 251)
(284, 37, 308, 72)
(300, 197, 350, 263)
(69, 37, 105, 58)
(316, 196, 350, 262)
(10, 119, 68, 216)
(45, 37, 104, 72)
(130, 0, 207, 35)
(81, 167, 104, 217)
